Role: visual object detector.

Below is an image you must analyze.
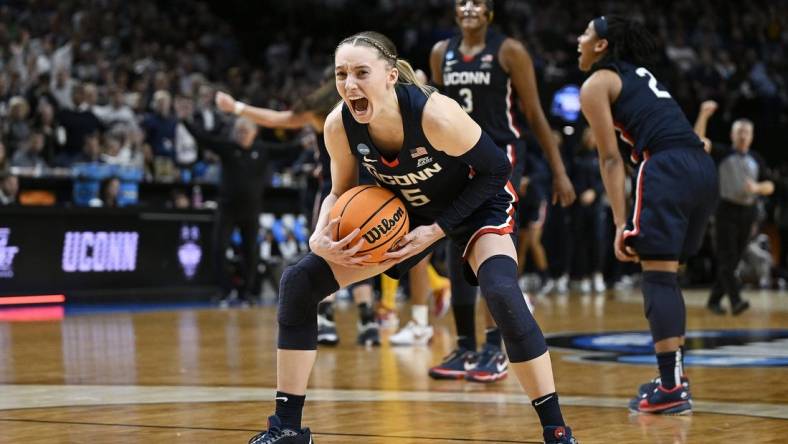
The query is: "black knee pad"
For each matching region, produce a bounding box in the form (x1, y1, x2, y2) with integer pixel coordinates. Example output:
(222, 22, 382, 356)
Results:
(277, 253, 339, 350)
(478, 255, 546, 362)
(448, 241, 478, 306)
(642, 271, 685, 342)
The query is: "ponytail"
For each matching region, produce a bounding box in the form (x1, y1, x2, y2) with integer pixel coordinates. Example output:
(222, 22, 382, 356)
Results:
(591, 15, 658, 71)
(395, 59, 435, 96)
(337, 31, 435, 97)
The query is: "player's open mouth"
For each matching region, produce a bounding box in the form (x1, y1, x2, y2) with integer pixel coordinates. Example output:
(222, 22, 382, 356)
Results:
(350, 98, 369, 116)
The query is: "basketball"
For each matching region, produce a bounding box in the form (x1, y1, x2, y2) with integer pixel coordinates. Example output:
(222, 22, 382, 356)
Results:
(328, 185, 409, 263)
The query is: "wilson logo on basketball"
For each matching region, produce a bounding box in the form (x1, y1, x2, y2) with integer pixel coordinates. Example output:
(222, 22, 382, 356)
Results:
(362, 207, 404, 244)
(329, 185, 410, 263)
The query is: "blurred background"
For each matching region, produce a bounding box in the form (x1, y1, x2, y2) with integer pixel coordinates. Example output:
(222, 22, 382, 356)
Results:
(0, 0, 785, 304)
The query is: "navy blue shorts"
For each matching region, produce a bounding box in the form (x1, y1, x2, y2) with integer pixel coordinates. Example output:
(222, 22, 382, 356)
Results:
(505, 139, 525, 229)
(505, 139, 526, 198)
(518, 192, 547, 228)
(384, 184, 518, 285)
(623, 148, 718, 262)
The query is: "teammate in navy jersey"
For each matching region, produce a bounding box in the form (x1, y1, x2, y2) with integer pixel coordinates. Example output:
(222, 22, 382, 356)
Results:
(578, 16, 718, 415)
(215, 82, 381, 347)
(428, 0, 576, 384)
(249, 31, 578, 444)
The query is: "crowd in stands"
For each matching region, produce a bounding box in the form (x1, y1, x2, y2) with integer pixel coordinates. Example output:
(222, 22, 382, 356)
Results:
(0, 0, 786, 287)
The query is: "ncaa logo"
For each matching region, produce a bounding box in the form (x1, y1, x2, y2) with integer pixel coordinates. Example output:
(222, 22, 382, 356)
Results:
(357, 143, 370, 156)
(546, 329, 788, 368)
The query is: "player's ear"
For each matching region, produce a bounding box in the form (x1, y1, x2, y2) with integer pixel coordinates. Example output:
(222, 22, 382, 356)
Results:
(594, 38, 609, 54)
(388, 65, 399, 86)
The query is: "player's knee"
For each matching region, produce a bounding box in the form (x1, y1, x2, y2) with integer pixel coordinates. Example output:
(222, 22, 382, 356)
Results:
(277, 253, 339, 327)
(277, 253, 339, 350)
(478, 255, 546, 362)
(642, 271, 685, 341)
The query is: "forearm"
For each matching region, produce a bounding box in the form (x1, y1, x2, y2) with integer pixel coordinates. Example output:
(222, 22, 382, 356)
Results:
(310, 193, 338, 244)
(757, 181, 775, 196)
(436, 132, 511, 233)
(693, 114, 711, 139)
(599, 155, 628, 226)
(241, 106, 304, 129)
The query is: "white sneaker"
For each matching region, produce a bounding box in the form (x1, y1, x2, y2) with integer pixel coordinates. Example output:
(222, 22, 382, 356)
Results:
(579, 278, 591, 294)
(556, 274, 569, 294)
(317, 314, 339, 345)
(376, 307, 400, 330)
(389, 321, 433, 346)
(593, 273, 606, 293)
(538, 279, 556, 295)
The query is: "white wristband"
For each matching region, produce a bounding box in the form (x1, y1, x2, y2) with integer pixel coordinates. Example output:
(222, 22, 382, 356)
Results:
(233, 101, 246, 115)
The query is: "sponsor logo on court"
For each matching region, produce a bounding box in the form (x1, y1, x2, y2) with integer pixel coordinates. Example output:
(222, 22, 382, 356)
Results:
(61, 231, 139, 272)
(546, 330, 788, 368)
(0, 228, 19, 278)
(362, 207, 404, 244)
(178, 224, 202, 279)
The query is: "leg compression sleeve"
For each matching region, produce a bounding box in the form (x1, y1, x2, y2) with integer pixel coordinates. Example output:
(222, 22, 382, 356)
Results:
(642, 271, 685, 342)
(478, 255, 547, 362)
(277, 253, 340, 350)
(448, 241, 478, 350)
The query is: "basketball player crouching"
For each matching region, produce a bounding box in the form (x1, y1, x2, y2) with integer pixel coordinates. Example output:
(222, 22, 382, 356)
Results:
(249, 31, 578, 444)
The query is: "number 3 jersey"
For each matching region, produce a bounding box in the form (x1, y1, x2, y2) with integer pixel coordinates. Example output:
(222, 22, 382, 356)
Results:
(600, 60, 703, 162)
(441, 31, 521, 147)
(340, 83, 515, 224)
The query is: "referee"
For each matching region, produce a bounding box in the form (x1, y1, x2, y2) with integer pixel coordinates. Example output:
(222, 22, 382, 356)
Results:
(695, 101, 774, 315)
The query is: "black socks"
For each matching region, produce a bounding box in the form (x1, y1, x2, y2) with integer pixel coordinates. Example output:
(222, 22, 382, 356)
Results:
(532, 392, 565, 429)
(275, 391, 306, 430)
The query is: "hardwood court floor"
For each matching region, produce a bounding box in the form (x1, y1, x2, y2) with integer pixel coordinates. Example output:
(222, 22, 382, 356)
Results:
(0, 289, 786, 443)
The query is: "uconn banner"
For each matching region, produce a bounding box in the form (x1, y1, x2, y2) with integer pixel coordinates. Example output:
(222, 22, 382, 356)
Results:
(0, 206, 214, 296)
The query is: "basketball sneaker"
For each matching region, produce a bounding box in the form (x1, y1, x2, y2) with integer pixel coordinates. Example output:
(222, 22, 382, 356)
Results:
(248, 415, 313, 444)
(389, 321, 433, 346)
(637, 376, 690, 396)
(432, 286, 451, 319)
(316, 314, 339, 346)
(428, 348, 478, 380)
(593, 273, 606, 293)
(375, 306, 400, 330)
(543, 426, 579, 444)
(465, 344, 508, 383)
(357, 320, 381, 346)
(629, 384, 692, 415)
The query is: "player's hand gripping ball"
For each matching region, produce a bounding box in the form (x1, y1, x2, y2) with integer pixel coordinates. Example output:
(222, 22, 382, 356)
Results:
(328, 185, 409, 264)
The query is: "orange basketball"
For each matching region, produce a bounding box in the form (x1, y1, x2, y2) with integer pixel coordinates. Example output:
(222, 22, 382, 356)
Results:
(328, 185, 409, 264)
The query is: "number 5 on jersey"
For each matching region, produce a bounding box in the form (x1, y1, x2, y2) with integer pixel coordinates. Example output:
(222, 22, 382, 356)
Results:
(401, 188, 431, 207)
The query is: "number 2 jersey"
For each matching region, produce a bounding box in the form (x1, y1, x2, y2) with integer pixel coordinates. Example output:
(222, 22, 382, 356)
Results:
(340, 83, 516, 225)
(600, 60, 703, 163)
